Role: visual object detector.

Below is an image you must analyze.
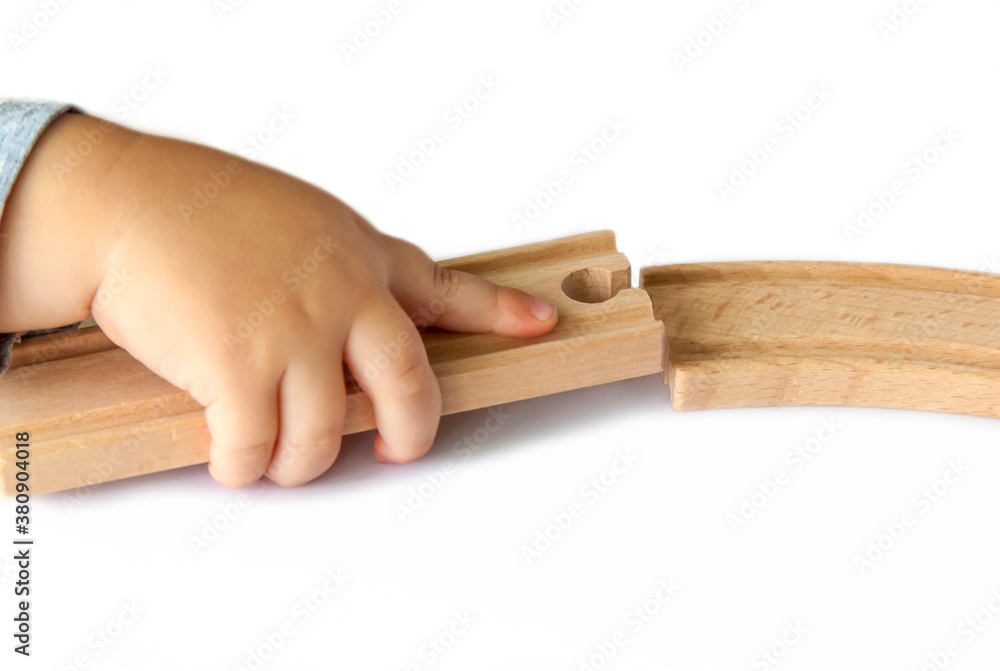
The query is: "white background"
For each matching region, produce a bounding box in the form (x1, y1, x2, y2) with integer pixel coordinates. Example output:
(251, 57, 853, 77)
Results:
(3, 0, 1000, 669)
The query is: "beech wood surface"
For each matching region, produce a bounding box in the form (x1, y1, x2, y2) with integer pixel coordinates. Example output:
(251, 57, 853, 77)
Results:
(641, 261, 1000, 419)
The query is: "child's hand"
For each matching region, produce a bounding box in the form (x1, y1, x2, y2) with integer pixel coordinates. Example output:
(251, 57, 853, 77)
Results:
(0, 113, 558, 488)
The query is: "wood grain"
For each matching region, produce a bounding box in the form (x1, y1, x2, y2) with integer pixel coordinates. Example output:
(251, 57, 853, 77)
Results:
(0, 231, 665, 495)
(641, 261, 1000, 418)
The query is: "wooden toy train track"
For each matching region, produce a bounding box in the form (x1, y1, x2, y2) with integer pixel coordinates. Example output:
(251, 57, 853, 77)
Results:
(2, 231, 998, 495)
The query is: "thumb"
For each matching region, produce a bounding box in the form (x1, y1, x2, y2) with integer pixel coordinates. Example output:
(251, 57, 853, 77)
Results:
(388, 242, 558, 337)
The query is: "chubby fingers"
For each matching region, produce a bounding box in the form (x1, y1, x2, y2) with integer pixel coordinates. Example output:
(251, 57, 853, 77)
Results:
(265, 351, 347, 486)
(204, 234, 560, 486)
(205, 377, 280, 489)
(344, 295, 441, 464)
(204, 341, 350, 488)
(386, 239, 559, 337)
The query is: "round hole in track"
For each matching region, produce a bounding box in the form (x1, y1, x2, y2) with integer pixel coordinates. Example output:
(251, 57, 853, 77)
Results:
(561, 267, 619, 304)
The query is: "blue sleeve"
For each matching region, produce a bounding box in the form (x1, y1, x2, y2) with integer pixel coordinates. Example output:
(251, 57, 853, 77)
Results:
(0, 99, 82, 377)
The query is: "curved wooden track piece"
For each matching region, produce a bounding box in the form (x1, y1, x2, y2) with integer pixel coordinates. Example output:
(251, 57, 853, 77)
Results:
(640, 261, 1000, 419)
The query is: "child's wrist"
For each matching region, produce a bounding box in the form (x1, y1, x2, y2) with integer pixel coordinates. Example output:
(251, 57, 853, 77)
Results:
(0, 113, 140, 332)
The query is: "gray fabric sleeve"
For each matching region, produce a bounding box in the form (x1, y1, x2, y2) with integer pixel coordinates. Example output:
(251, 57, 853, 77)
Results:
(0, 99, 83, 377)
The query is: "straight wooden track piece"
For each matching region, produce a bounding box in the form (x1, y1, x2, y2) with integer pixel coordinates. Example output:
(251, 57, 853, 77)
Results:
(0, 231, 665, 496)
(640, 261, 1000, 418)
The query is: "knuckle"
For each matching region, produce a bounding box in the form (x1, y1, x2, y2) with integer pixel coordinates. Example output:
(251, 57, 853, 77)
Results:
(431, 263, 463, 302)
(277, 432, 343, 464)
(265, 465, 312, 488)
(379, 432, 434, 464)
(210, 441, 274, 488)
(342, 251, 379, 287)
(388, 354, 435, 402)
(395, 237, 431, 264)
(486, 280, 500, 313)
(267, 433, 342, 487)
(351, 211, 376, 234)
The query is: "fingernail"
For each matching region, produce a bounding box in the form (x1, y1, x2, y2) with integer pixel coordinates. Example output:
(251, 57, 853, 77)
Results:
(374, 435, 397, 464)
(528, 296, 555, 321)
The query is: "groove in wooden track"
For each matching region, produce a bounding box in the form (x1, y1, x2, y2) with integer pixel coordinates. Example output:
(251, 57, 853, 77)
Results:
(641, 261, 1000, 418)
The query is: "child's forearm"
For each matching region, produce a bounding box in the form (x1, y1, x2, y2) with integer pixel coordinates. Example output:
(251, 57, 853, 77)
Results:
(0, 113, 139, 333)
